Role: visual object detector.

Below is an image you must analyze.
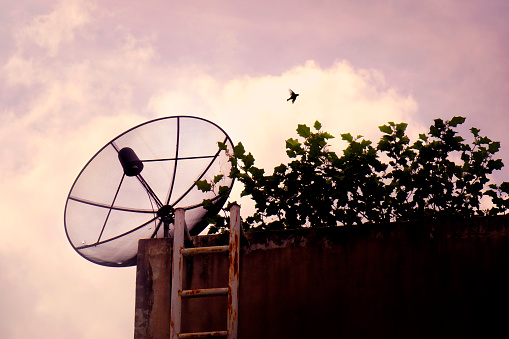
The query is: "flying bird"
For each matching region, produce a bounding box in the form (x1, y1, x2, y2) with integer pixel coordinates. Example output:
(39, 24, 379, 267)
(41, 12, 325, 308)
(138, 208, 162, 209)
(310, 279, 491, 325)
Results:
(287, 89, 299, 104)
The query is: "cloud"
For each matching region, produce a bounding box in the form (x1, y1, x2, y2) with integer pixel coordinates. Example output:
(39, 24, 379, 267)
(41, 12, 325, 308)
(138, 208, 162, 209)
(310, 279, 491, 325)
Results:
(1, 7, 161, 178)
(148, 60, 420, 170)
(18, 0, 96, 56)
(3, 54, 36, 86)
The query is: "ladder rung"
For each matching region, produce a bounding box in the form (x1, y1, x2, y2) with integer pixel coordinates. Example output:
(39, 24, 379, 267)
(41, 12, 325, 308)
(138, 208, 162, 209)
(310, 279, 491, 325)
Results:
(181, 287, 228, 299)
(182, 245, 228, 256)
(178, 330, 228, 338)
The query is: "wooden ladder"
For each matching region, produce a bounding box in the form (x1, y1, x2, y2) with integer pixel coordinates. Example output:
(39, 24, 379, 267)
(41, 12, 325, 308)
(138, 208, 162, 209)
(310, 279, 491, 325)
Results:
(170, 205, 241, 339)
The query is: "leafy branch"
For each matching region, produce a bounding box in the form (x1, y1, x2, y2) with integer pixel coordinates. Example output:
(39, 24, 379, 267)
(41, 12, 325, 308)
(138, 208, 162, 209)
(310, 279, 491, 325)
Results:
(196, 116, 508, 233)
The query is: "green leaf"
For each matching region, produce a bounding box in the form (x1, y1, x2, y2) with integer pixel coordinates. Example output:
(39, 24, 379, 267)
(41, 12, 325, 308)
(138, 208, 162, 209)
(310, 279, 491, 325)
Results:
(233, 142, 245, 158)
(229, 167, 240, 178)
(196, 180, 212, 192)
(286, 138, 300, 148)
(286, 150, 297, 158)
(449, 116, 466, 127)
(396, 122, 408, 132)
(480, 136, 491, 144)
(377, 139, 390, 151)
(213, 174, 224, 183)
(412, 140, 423, 150)
(470, 127, 480, 137)
(218, 141, 227, 150)
(360, 139, 372, 148)
(202, 198, 213, 208)
(314, 120, 322, 131)
(488, 141, 500, 153)
(322, 132, 334, 140)
(379, 125, 392, 134)
(218, 185, 230, 198)
(243, 153, 255, 168)
(249, 166, 265, 178)
(488, 159, 504, 171)
(297, 124, 311, 138)
(430, 125, 439, 137)
(341, 133, 353, 142)
(274, 164, 287, 173)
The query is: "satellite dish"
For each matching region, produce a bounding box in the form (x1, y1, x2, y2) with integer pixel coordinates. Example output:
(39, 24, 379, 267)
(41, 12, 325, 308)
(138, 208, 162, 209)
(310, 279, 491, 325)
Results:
(64, 116, 235, 267)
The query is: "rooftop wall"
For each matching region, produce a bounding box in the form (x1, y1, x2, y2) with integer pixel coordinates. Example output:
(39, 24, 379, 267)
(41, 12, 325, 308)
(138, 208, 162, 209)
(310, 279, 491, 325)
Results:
(134, 215, 509, 339)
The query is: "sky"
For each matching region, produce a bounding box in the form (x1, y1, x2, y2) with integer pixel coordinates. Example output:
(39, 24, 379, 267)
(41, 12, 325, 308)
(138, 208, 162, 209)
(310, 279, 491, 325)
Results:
(1, 0, 508, 338)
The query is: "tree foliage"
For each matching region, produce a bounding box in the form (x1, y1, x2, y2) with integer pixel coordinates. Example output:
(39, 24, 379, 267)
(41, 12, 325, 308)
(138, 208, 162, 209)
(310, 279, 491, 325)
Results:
(197, 117, 509, 233)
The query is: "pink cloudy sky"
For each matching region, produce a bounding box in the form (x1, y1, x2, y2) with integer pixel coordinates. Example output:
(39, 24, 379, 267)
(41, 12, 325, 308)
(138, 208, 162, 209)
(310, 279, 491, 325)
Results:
(1, 1, 508, 338)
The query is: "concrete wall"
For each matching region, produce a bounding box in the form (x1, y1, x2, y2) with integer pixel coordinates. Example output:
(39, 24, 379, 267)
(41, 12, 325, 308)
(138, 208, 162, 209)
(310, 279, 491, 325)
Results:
(134, 216, 509, 339)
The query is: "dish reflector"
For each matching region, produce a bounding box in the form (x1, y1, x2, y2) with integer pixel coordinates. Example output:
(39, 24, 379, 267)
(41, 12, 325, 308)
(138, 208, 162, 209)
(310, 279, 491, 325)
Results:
(64, 116, 234, 266)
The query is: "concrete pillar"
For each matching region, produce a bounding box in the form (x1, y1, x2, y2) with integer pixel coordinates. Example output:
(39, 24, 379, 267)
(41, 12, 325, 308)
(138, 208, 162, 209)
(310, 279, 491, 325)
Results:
(134, 238, 173, 339)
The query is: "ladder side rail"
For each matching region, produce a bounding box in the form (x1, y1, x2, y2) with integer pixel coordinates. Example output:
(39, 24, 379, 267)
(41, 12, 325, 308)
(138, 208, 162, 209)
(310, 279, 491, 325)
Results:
(170, 208, 187, 339)
(227, 204, 241, 339)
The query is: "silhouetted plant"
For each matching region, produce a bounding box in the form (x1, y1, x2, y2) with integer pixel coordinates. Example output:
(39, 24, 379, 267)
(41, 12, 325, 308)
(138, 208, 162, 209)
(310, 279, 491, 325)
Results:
(197, 117, 509, 233)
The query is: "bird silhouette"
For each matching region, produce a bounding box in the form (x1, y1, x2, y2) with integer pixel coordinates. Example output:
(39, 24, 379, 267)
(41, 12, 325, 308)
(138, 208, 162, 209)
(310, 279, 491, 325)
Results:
(287, 89, 299, 104)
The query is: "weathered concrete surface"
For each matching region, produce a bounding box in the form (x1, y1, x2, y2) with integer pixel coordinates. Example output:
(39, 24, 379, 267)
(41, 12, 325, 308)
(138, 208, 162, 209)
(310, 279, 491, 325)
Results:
(134, 216, 509, 339)
(134, 239, 173, 339)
